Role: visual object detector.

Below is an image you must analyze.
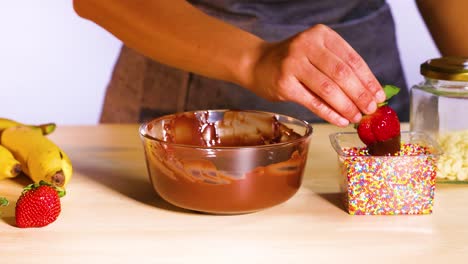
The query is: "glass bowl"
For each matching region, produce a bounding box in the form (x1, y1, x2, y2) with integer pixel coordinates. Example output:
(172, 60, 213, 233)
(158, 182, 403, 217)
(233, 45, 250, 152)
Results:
(140, 109, 313, 214)
(329, 131, 443, 215)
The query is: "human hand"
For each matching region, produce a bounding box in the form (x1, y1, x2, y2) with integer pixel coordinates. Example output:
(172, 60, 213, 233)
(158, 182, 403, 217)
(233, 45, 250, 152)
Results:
(245, 24, 386, 127)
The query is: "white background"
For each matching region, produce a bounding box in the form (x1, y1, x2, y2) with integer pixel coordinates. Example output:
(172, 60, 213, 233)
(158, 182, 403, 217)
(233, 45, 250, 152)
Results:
(0, 1, 440, 125)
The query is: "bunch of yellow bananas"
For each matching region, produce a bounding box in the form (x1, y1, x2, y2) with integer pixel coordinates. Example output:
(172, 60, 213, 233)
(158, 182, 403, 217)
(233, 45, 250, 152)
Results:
(0, 118, 72, 187)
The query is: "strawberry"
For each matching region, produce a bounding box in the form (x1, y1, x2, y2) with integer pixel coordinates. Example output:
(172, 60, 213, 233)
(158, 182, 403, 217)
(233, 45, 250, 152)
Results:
(15, 181, 65, 228)
(356, 85, 401, 156)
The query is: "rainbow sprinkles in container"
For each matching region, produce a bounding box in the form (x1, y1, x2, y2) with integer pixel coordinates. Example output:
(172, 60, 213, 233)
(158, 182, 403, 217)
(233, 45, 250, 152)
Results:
(330, 132, 442, 215)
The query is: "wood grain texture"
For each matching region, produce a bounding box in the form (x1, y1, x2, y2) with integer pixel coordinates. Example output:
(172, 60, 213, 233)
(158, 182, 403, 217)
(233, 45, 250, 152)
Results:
(1, 124, 467, 264)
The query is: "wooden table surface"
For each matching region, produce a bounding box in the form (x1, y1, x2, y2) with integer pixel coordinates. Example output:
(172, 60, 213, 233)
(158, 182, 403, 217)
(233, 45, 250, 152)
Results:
(1, 123, 467, 263)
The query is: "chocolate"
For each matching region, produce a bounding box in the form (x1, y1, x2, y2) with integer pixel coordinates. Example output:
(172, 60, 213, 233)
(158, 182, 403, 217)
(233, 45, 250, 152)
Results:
(148, 151, 306, 214)
(161, 111, 301, 147)
(142, 110, 310, 214)
(368, 134, 401, 156)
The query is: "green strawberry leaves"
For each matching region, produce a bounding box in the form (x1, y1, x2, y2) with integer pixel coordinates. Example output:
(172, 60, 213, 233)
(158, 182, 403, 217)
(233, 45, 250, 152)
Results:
(0, 197, 7, 216)
(383, 85, 400, 100)
(0, 197, 8, 206)
(378, 85, 401, 107)
(23, 180, 66, 198)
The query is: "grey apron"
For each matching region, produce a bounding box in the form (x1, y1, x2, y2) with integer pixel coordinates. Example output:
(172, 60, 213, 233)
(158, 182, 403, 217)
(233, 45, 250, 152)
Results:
(100, 0, 409, 123)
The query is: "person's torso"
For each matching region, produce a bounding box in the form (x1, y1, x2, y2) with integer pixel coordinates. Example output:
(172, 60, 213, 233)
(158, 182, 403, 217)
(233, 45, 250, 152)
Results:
(101, 0, 409, 124)
(188, 0, 385, 41)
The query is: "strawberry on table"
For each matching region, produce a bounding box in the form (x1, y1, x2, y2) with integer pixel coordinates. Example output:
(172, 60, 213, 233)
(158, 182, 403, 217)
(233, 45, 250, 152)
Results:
(356, 85, 401, 156)
(15, 181, 65, 228)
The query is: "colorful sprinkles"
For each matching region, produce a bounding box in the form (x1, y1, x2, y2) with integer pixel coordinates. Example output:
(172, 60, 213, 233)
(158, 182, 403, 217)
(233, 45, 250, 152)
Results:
(339, 143, 438, 215)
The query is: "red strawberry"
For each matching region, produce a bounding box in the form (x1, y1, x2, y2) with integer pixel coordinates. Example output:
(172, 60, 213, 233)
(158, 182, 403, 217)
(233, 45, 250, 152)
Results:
(15, 181, 65, 228)
(356, 85, 401, 156)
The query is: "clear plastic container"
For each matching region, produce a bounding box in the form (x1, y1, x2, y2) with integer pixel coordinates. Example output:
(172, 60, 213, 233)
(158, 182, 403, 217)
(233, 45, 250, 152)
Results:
(329, 131, 442, 215)
(410, 57, 468, 183)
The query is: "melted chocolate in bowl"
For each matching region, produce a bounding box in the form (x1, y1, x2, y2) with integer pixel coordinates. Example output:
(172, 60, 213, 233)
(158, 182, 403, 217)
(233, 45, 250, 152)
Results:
(140, 110, 313, 214)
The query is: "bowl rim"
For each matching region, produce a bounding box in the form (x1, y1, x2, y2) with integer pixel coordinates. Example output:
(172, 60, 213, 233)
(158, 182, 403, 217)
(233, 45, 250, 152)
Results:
(139, 109, 314, 150)
(328, 130, 444, 157)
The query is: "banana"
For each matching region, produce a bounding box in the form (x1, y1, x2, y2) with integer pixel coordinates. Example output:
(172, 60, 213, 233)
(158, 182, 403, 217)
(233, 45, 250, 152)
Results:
(0, 117, 56, 135)
(0, 145, 22, 180)
(0, 126, 72, 187)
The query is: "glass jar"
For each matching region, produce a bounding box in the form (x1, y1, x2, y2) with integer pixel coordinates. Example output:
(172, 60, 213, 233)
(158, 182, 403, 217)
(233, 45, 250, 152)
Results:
(410, 57, 468, 183)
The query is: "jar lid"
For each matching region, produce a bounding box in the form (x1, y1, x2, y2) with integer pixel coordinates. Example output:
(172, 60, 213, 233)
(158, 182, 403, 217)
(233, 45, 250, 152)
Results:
(421, 57, 468, 81)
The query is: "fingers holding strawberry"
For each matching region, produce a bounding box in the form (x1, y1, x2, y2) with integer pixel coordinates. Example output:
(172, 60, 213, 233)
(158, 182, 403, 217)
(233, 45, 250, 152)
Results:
(248, 24, 384, 127)
(356, 85, 402, 156)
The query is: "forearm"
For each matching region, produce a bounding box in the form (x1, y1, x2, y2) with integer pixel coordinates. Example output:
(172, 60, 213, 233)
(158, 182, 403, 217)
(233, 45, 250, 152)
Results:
(73, 0, 264, 87)
(416, 0, 468, 56)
